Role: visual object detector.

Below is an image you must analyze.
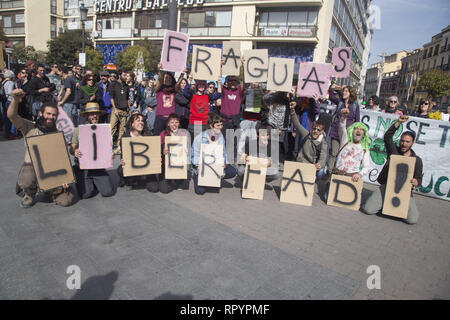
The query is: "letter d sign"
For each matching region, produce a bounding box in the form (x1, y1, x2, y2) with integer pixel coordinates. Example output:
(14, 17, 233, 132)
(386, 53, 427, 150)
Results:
(66, 265, 81, 290)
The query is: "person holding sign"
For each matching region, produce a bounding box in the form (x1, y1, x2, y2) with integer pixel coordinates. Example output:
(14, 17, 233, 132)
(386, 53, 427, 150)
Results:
(160, 113, 190, 192)
(326, 84, 360, 177)
(109, 70, 130, 155)
(70, 103, 115, 199)
(237, 123, 278, 188)
(118, 113, 160, 192)
(362, 115, 423, 224)
(219, 60, 244, 133)
(154, 64, 177, 135)
(289, 101, 328, 181)
(191, 113, 237, 195)
(7, 89, 75, 208)
(323, 107, 370, 201)
(183, 77, 222, 141)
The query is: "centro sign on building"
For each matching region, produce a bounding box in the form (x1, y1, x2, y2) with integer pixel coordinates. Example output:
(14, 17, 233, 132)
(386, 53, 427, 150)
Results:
(95, 0, 204, 13)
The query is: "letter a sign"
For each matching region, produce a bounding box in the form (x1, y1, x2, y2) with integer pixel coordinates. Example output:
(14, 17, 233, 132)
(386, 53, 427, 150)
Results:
(297, 62, 332, 98)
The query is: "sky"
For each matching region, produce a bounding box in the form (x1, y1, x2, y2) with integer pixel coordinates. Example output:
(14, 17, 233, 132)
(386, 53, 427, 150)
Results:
(368, 0, 450, 65)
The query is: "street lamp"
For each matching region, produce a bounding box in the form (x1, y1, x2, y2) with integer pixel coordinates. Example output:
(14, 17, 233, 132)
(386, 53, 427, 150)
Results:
(79, 2, 88, 54)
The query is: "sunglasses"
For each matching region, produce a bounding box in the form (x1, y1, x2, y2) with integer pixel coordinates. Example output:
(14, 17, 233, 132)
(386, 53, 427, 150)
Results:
(209, 86, 214, 89)
(389, 101, 398, 103)
(312, 127, 323, 131)
(423, 103, 429, 105)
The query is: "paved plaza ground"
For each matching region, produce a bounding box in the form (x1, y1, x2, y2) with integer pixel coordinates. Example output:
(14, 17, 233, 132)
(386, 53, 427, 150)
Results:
(0, 138, 449, 300)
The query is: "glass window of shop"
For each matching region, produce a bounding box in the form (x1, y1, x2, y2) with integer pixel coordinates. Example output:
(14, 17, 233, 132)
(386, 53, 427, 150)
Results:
(180, 9, 232, 37)
(97, 15, 132, 30)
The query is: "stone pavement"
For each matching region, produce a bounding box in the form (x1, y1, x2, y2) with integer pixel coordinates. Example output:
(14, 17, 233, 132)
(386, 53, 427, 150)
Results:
(0, 138, 449, 300)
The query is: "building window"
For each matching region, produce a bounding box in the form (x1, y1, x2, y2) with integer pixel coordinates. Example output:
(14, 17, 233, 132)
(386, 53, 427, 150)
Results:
(51, 0, 57, 14)
(51, 16, 57, 39)
(180, 8, 232, 37)
(0, 0, 24, 9)
(258, 8, 318, 38)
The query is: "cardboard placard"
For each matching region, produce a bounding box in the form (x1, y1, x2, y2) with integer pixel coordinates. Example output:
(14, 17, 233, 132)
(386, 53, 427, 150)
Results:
(382, 155, 416, 219)
(26, 132, 75, 191)
(297, 62, 332, 98)
(160, 30, 189, 72)
(222, 41, 241, 76)
(242, 156, 268, 200)
(198, 143, 224, 187)
(243, 49, 269, 83)
(165, 136, 188, 180)
(280, 161, 316, 206)
(192, 45, 222, 81)
(332, 47, 352, 78)
(327, 174, 363, 211)
(267, 57, 295, 92)
(122, 136, 161, 177)
(78, 124, 113, 169)
(56, 106, 74, 145)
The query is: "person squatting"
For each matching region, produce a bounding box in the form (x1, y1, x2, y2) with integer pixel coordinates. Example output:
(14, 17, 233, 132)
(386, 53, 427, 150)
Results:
(7, 60, 424, 225)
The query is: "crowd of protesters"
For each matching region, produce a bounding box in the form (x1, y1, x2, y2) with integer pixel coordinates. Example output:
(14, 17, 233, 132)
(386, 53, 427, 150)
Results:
(4, 57, 447, 226)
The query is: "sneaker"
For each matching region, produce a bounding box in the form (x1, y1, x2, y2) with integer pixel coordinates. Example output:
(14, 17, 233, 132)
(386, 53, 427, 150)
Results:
(20, 194, 34, 208)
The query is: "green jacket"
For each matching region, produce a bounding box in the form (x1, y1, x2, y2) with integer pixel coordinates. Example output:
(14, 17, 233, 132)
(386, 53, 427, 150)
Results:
(290, 110, 328, 168)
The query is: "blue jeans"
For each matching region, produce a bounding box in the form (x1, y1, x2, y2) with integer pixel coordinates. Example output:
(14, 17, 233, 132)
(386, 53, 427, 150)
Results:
(32, 102, 43, 120)
(316, 167, 326, 181)
(143, 108, 156, 132)
(192, 164, 237, 195)
(63, 103, 79, 127)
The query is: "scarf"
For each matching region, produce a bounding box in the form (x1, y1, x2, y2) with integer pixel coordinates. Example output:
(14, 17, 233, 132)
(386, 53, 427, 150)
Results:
(81, 85, 98, 97)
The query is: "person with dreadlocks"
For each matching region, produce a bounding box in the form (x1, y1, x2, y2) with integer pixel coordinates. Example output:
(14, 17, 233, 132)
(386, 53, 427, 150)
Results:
(323, 107, 370, 201)
(7, 89, 75, 208)
(154, 63, 177, 136)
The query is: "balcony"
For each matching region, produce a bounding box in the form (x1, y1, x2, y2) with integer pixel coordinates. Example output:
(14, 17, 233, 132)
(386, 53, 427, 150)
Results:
(257, 26, 317, 38)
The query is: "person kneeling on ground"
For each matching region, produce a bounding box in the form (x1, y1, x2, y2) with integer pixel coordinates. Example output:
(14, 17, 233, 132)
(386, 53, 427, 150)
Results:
(7, 89, 75, 208)
(159, 113, 190, 192)
(70, 102, 115, 199)
(323, 107, 370, 201)
(237, 123, 278, 188)
(361, 115, 423, 224)
(117, 112, 160, 192)
(289, 100, 328, 181)
(191, 113, 237, 195)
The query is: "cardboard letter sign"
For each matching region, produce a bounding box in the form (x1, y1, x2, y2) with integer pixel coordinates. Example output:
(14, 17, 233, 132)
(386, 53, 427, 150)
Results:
(122, 136, 161, 177)
(243, 49, 268, 83)
(222, 41, 241, 76)
(165, 136, 188, 180)
(267, 57, 295, 92)
(56, 107, 74, 145)
(78, 124, 112, 169)
(160, 30, 189, 72)
(280, 161, 316, 206)
(327, 174, 363, 211)
(26, 132, 75, 191)
(192, 45, 222, 81)
(332, 47, 352, 78)
(242, 156, 268, 200)
(198, 143, 224, 187)
(297, 62, 332, 98)
(382, 155, 416, 219)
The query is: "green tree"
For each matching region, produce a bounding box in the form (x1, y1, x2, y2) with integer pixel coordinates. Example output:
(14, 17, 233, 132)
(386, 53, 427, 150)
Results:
(115, 45, 152, 72)
(0, 28, 8, 42)
(46, 29, 93, 67)
(11, 44, 46, 64)
(135, 38, 161, 72)
(78, 47, 103, 74)
(418, 69, 450, 99)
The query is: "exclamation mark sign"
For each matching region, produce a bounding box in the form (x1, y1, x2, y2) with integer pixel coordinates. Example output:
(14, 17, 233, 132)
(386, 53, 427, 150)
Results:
(392, 163, 408, 207)
(91, 125, 97, 161)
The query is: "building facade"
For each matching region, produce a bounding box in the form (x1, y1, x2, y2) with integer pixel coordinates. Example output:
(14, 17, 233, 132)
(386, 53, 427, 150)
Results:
(1, 0, 373, 98)
(397, 48, 422, 112)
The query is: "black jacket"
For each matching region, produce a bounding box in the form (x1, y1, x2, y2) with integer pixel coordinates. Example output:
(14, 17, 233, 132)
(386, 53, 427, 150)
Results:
(377, 122, 423, 186)
(175, 90, 190, 119)
(23, 74, 52, 103)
